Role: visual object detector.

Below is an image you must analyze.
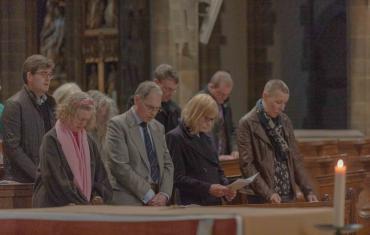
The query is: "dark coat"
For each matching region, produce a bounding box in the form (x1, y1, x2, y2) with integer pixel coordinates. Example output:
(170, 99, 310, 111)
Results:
(237, 107, 314, 201)
(126, 95, 181, 133)
(155, 100, 181, 133)
(166, 123, 228, 205)
(32, 128, 112, 208)
(200, 88, 236, 154)
(2, 86, 56, 182)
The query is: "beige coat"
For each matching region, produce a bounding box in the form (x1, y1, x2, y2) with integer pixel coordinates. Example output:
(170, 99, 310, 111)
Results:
(237, 107, 314, 201)
(105, 108, 174, 205)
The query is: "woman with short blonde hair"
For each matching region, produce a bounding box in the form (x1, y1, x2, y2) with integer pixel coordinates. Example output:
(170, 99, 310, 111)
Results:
(181, 94, 218, 134)
(166, 94, 236, 205)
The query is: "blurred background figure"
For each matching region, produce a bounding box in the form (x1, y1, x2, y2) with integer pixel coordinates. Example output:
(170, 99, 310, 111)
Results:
(86, 0, 105, 29)
(52, 82, 81, 105)
(87, 90, 118, 163)
(127, 64, 181, 134)
(201, 71, 238, 161)
(166, 94, 236, 206)
(0, 85, 4, 139)
(3, 54, 56, 183)
(33, 91, 112, 207)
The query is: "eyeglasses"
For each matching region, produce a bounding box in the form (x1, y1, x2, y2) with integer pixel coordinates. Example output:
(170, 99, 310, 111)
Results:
(35, 70, 55, 79)
(162, 86, 177, 93)
(143, 102, 162, 113)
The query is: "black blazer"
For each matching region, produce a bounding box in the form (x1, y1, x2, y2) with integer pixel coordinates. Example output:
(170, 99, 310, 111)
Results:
(166, 123, 228, 205)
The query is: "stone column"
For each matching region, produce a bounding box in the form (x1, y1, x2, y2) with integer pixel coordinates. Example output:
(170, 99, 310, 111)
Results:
(151, 0, 199, 107)
(0, 0, 37, 100)
(64, 0, 83, 86)
(348, 1, 370, 134)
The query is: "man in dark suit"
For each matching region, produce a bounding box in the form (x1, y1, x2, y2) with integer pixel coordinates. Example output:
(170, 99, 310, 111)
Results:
(2, 54, 56, 182)
(106, 81, 174, 206)
(127, 64, 181, 133)
(201, 71, 238, 160)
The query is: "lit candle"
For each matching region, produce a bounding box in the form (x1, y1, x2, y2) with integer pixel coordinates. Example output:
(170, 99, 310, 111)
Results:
(333, 159, 346, 227)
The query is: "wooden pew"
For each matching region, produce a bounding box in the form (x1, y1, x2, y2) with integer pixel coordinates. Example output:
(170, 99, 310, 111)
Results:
(358, 139, 370, 155)
(219, 159, 241, 179)
(358, 209, 370, 235)
(298, 140, 339, 157)
(303, 153, 366, 200)
(298, 138, 370, 159)
(225, 191, 359, 232)
(337, 139, 370, 157)
(0, 182, 33, 208)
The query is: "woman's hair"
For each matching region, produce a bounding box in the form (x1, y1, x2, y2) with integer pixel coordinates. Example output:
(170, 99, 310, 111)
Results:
(53, 82, 82, 104)
(182, 94, 218, 133)
(87, 90, 118, 135)
(56, 91, 95, 123)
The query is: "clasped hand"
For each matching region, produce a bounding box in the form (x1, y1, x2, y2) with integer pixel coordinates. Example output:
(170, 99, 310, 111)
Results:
(209, 184, 237, 201)
(148, 193, 167, 206)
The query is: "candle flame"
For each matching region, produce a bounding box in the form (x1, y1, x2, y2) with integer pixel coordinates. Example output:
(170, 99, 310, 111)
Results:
(337, 159, 344, 168)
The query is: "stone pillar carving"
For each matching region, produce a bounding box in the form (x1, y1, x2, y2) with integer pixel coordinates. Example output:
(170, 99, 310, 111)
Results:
(40, 0, 66, 85)
(118, 0, 151, 109)
(64, 0, 83, 86)
(151, 0, 199, 107)
(0, 0, 37, 99)
(348, 1, 370, 134)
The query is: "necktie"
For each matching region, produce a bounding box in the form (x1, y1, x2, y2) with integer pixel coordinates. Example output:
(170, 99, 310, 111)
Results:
(140, 122, 160, 183)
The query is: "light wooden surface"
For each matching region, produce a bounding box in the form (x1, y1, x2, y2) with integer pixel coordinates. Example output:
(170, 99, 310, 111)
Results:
(0, 205, 333, 235)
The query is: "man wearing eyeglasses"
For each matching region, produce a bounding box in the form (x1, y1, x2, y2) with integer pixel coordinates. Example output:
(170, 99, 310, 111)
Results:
(126, 64, 181, 133)
(201, 70, 239, 161)
(2, 54, 56, 183)
(106, 81, 174, 206)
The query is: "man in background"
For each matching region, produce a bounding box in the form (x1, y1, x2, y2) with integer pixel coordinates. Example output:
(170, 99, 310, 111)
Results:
(127, 64, 180, 133)
(201, 70, 238, 160)
(2, 54, 56, 182)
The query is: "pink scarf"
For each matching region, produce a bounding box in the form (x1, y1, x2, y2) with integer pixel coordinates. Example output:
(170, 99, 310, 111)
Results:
(55, 120, 92, 201)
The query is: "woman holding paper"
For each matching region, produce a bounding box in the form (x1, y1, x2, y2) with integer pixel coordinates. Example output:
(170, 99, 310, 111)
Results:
(238, 79, 318, 204)
(166, 94, 236, 205)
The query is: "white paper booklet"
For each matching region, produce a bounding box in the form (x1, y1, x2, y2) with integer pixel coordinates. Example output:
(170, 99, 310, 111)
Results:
(227, 172, 259, 191)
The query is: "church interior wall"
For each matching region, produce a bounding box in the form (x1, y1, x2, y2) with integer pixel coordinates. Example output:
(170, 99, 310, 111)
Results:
(219, 0, 248, 124)
(268, 0, 309, 128)
(2, 0, 370, 134)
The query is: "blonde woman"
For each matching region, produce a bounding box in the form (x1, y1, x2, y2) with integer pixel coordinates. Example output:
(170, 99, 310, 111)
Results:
(166, 94, 236, 205)
(33, 92, 112, 207)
